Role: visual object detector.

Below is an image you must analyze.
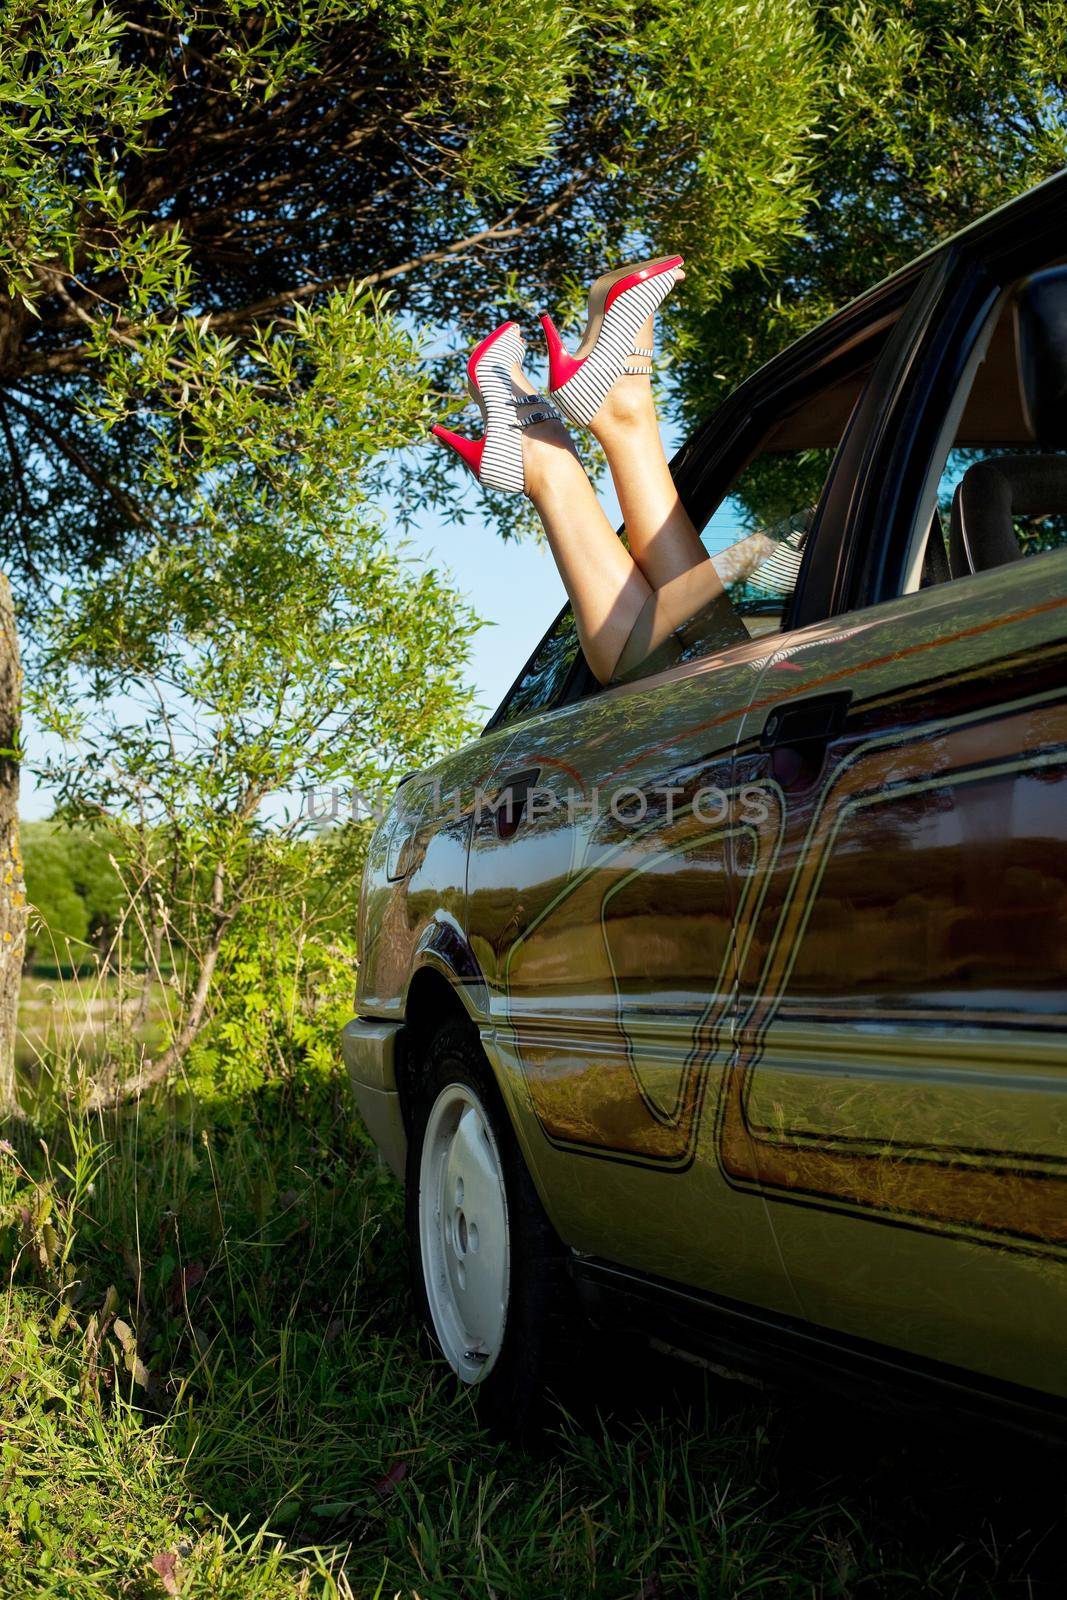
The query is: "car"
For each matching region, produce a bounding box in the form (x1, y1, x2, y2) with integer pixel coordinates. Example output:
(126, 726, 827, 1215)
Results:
(343, 171, 1067, 1436)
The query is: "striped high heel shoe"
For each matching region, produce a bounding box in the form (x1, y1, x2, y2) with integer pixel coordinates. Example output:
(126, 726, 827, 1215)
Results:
(540, 255, 683, 427)
(431, 320, 561, 495)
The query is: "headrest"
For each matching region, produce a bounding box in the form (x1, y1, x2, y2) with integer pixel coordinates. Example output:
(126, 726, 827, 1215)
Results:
(948, 454, 1067, 577)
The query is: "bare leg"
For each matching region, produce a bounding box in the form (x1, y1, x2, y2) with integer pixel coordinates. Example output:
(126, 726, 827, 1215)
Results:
(587, 285, 716, 595)
(521, 417, 651, 684)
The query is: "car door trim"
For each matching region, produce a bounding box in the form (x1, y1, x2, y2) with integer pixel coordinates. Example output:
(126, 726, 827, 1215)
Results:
(572, 1255, 1067, 1443)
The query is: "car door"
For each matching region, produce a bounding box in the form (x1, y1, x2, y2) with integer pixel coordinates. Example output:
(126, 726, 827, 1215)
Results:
(729, 250, 1067, 1399)
(468, 635, 797, 1313)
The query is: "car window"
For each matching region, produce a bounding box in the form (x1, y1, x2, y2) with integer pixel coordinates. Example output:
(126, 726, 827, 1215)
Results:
(903, 265, 1067, 593)
(931, 447, 1067, 575)
(486, 604, 581, 732)
(488, 347, 881, 725)
(609, 368, 872, 687)
(699, 453, 835, 638)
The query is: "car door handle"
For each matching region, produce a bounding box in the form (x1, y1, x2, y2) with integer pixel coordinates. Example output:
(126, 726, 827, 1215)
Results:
(494, 768, 542, 839)
(760, 691, 852, 751)
(760, 692, 851, 791)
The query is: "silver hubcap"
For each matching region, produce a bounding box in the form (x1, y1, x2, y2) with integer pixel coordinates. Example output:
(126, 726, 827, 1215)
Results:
(419, 1081, 510, 1383)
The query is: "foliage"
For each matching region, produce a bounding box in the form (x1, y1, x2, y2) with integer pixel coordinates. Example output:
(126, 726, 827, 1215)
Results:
(25, 282, 477, 1093)
(32, 287, 478, 815)
(2, 0, 1066, 590)
(0, 0, 828, 596)
(21, 820, 130, 974)
(676, 0, 1067, 427)
(184, 832, 364, 1100)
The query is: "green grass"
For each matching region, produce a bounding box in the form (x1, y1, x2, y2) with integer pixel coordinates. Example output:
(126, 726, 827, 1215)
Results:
(16, 973, 171, 1075)
(1, 1057, 1065, 1598)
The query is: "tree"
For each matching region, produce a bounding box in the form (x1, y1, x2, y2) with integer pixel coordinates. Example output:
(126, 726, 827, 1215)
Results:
(0, 0, 825, 596)
(674, 0, 1067, 428)
(30, 289, 478, 1102)
(0, 577, 24, 1111)
(0, 0, 827, 1094)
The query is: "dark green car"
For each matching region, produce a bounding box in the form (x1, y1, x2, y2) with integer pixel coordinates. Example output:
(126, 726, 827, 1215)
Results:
(345, 172, 1067, 1434)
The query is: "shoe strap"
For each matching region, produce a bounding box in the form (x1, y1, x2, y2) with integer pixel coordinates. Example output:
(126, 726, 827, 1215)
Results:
(511, 393, 561, 427)
(515, 406, 561, 428)
(623, 342, 654, 376)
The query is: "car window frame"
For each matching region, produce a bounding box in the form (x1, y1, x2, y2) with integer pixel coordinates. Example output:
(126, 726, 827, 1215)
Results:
(480, 601, 576, 736)
(482, 280, 914, 736)
(833, 173, 1067, 617)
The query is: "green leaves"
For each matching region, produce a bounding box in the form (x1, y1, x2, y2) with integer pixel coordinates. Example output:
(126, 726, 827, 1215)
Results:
(0, 0, 839, 600)
(27, 271, 477, 1087)
(828, 0, 1067, 197)
(675, 0, 1067, 425)
(0, 0, 167, 311)
(392, 0, 583, 196)
(36, 286, 478, 814)
(619, 0, 822, 277)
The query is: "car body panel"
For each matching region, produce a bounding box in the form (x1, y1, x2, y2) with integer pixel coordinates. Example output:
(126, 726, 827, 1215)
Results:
(467, 630, 802, 1316)
(356, 721, 520, 1022)
(729, 550, 1067, 1395)
(342, 1017, 407, 1179)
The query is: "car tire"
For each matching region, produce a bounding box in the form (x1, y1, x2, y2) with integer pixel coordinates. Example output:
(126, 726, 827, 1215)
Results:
(405, 1016, 577, 1434)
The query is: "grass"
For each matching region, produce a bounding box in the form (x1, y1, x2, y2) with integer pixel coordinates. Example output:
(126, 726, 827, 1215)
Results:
(1, 1037, 1066, 1597)
(15, 973, 171, 1075)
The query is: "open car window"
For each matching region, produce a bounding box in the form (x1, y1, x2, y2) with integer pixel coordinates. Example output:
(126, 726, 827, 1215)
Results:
(484, 604, 581, 733)
(486, 320, 894, 728)
(609, 370, 872, 687)
(904, 263, 1067, 593)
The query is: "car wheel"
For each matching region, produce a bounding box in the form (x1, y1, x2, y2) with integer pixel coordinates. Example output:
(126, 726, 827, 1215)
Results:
(405, 1016, 576, 1433)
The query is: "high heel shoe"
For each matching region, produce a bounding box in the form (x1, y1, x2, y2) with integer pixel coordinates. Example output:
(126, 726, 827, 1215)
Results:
(540, 255, 683, 427)
(432, 320, 560, 495)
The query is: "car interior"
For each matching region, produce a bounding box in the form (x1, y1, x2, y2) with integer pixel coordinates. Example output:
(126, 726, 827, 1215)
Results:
(909, 263, 1067, 590)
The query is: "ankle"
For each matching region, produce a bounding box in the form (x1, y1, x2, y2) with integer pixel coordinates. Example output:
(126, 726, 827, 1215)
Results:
(521, 420, 582, 499)
(589, 377, 657, 438)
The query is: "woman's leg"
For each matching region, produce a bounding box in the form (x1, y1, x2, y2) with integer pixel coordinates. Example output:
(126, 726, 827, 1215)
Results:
(522, 417, 652, 685)
(587, 296, 714, 594)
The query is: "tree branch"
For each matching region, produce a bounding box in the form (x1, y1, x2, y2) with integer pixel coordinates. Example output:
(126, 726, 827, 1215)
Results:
(87, 857, 235, 1108)
(2, 391, 151, 533)
(21, 169, 595, 364)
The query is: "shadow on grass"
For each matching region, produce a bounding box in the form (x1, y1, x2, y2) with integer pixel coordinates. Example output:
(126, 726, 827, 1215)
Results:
(570, 1337, 1067, 1596)
(3, 1071, 1066, 1598)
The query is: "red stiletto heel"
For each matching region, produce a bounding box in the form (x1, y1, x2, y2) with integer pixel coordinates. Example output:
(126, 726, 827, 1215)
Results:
(541, 255, 683, 426)
(430, 321, 560, 496)
(538, 313, 583, 389)
(431, 425, 485, 476)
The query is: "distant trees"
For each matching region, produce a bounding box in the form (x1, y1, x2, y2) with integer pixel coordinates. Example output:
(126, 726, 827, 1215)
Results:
(21, 823, 127, 974)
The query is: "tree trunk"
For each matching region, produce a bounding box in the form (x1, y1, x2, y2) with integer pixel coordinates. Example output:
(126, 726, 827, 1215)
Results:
(0, 573, 25, 1119)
